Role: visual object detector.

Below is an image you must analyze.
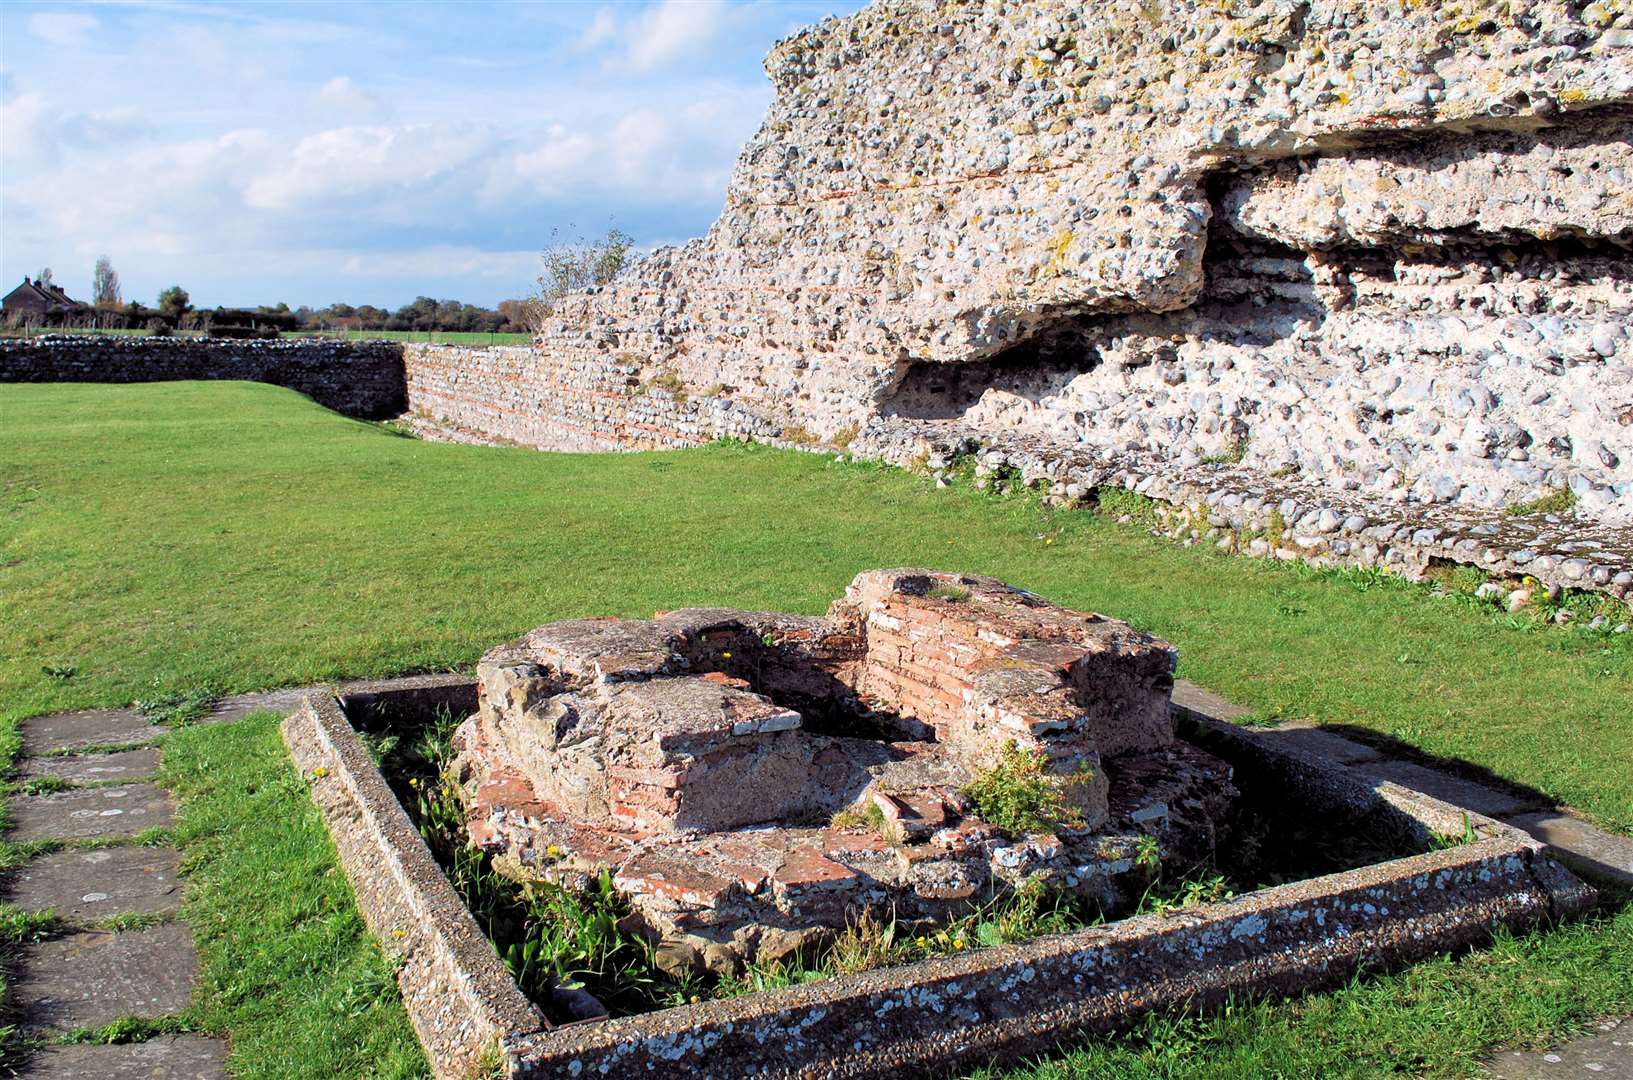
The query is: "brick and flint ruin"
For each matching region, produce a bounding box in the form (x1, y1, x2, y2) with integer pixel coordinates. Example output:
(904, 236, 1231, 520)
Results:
(453, 570, 1234, 972)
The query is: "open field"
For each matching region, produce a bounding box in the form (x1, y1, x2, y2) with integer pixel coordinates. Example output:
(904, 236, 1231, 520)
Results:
(2, 381, 1630, 1077)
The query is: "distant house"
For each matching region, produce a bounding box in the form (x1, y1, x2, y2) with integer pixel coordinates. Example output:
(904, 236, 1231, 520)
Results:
(2, 277, 87, 320)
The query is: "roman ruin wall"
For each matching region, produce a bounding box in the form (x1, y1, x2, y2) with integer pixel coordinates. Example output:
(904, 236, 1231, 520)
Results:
(0, 335, 407, 419)
(407, 0, 1633, 609)
(529, 0, 1633, 524)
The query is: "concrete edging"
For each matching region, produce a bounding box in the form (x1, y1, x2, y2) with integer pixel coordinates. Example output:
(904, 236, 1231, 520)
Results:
(281, 685, 541, 1078)
(286, 680, 1595, 1080)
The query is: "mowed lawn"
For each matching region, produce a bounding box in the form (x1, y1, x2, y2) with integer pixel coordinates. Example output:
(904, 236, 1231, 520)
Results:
(2, 381, 1631, 1078)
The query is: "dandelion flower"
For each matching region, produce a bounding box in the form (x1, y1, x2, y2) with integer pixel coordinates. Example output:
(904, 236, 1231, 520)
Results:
(546, 844, 562, 857)
(312, 766, 328, 778)
(722, 650, 733, 659)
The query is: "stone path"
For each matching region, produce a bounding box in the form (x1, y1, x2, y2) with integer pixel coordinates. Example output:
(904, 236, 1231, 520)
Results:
(1487, 1017, 1633, 1080)
(1171, 681, 1633, 1078)
(3, 704, 230, 1078)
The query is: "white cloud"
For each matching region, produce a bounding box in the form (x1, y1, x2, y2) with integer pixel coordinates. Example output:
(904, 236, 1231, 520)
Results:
(243, 125, 491, 212)
(28, 12, 99, 47)
(623, 0, 731, 73)
(333, 245, 538, 281)
(313, 75, 388, 120)
(0, 92, 54, 164)
(1, 0, 824, 306)
(575, 8, 619, 52)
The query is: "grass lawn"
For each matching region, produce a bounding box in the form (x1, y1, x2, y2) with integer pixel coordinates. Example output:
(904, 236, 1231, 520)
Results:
(2, 380, 1630, 1077)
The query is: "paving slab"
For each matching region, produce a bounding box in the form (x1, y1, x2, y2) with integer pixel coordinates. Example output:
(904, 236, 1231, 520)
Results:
(13, 1034, 228, 1079)
(4, 845, 184, 921)
(1257, 722, 1385, 765)
(5, 784, 174, 843)
(1486, 1016, 1633, 1079)
(1356, 759, 1548, 819)
(1169, 679, 1251, 722)
(18, 746, 161, 784)
(1505, 812, 1633, 889)
(201, 687, 312, 725)
(16, 925, 199, 1031)
(21, 709, 163, 755)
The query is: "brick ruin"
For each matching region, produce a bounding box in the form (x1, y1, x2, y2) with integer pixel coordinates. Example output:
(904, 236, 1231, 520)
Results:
(451, 569, 1236, 974)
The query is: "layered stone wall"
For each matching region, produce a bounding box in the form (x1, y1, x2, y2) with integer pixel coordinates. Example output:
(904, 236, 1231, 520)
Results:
(0, 336, 408, 419)
(517, 0, 1631, 526)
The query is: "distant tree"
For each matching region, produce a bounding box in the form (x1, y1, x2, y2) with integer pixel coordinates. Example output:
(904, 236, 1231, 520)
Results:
(92, 256, 122, 308)
(531, 225, 632, 332)
(157, 286, 191, 319)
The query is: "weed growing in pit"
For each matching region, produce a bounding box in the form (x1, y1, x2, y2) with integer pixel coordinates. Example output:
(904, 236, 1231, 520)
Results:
(375, 715, 686, 1018)
(716, 876, 1089, 999)
(963, 741, 1085, 836)
(926, 582, 972, 603)
(830, 800, 901, 846)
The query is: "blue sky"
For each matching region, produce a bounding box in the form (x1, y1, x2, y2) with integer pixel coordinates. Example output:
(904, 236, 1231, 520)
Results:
(0, 1, 863, 310)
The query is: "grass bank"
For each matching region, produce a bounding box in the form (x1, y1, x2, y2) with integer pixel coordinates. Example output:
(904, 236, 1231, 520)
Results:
(1, 380, 1630, 1076)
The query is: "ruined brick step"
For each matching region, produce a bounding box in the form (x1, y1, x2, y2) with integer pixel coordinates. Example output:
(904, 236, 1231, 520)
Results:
(15, 924, 200, 1032)
(12, 1035, 228, 1080)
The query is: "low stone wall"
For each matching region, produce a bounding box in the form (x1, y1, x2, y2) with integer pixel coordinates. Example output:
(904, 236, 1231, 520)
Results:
(0, 336, 407, 419)
(395, 341, 1633, 614)
(399, 342, 782, 451)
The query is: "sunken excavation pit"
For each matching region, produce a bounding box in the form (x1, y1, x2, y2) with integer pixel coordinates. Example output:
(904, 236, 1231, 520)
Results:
(283, 571, 1596, 1079)
(451, 569, 1228, 975)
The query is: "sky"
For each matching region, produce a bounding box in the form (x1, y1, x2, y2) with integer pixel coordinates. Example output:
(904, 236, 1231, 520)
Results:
(0, 0, 864, 311)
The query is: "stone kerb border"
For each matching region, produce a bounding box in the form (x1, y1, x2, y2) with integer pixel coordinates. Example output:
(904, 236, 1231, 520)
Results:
(282, 686, 541, 1078)
(287, 680, 1594, 1080)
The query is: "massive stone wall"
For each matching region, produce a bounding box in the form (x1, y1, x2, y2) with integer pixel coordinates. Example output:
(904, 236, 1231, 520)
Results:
(519, 0, 1630, 529)
(0, 336, 408, 419)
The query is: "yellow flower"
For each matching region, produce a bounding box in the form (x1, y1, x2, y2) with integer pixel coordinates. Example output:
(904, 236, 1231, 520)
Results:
(953, 937, 966, 950)
(312, 766, 328, 778)
(409, 778, 419, 787)
(915, 936, 927, 948)
(722, 651, 732, 659)
(1045, 538, 1054, 545)
(688, 995, 700, 1004)
(391, 928, 407, 939)
(546, 844, 562, 857)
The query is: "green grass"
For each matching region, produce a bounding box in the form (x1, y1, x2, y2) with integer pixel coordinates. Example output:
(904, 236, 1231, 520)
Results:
(1506, 487, 1578, 517)
(155, 712, 426, 1078)
(1, 381, 1631, 1076)
(279, 329, 532, 345)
